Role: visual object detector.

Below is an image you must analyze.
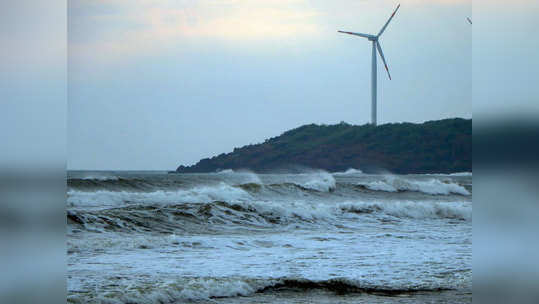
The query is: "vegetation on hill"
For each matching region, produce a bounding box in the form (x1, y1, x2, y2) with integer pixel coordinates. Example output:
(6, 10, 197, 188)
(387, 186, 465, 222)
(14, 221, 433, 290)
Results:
(176, 118, 471, 174)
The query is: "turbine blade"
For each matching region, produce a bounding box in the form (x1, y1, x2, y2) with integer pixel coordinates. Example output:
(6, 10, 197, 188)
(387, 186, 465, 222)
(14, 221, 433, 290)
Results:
(378, 4, 401, 37)
(376, 42, 391, 80)
(338, 31, 375, 39)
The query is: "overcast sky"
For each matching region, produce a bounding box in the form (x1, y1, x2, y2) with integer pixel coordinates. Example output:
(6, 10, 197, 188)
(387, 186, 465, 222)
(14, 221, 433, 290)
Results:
(68, 0, 474, 170)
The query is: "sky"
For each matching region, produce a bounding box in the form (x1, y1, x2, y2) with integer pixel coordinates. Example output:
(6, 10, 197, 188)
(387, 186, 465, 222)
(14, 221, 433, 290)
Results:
(472, 0, 539, 119)
(67, 0, 475, 170)
(1, 1, 66, 170)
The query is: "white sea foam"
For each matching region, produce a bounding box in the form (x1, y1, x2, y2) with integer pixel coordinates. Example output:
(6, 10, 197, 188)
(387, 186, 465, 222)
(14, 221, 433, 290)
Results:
(69, 273, 468, 304)
(79, 175, 119, 181)
(248, 199, 471, 222)
(68, 198, 471, 247)
(161, 277, 261, 301)
(337, 201, 471, 221)
(360, 176, 470, 196)
(363, 180, 398, 192)
(333, 168, 363, 176)
(68, 187, 471, 228)
(300, 171, 336, 192)
(423, 172, 472, 177)
(449, 172, 472, 177)
(68, 278, 274, 304)
(240, 199, 471, 222)
(67, 182, 251, 208)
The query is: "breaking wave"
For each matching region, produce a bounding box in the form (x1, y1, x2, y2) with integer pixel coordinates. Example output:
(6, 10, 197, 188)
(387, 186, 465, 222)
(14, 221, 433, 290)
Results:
(357, 176, 470, 196)
(333, 168, 363, 176)
(68, 197, 471, 234)
(299, 171, 336, 192)
(215, 170, 335, 192)
(337, 201, 471, 221)
(66, 276, 456, 304)
(67, 182, 250, 209)
(423, 172, 472, 177)
(78, 175, 119, 181)
(69, 172, 469, 198)
(449, 172, 472, 177)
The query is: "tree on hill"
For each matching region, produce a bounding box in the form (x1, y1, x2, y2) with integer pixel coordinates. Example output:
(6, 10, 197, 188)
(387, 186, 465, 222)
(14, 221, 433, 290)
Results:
(176, 118, 471, 174)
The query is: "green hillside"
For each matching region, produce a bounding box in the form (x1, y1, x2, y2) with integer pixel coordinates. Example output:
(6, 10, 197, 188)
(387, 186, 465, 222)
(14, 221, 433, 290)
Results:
(176, 118, 471, 174)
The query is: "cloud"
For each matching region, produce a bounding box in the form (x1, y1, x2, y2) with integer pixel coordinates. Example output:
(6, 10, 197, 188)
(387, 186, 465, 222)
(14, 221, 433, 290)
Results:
(69, 0, 473, 65)
(70, 0, 320, 63)
(145, 5, 319, 39)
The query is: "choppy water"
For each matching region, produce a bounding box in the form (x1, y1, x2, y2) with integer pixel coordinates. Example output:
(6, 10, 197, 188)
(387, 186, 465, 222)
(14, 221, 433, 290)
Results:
(67, 170, 472, 303)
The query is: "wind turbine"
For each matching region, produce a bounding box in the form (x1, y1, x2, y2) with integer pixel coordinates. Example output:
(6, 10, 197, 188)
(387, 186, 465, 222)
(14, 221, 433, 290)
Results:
(338, 4, 400, 126)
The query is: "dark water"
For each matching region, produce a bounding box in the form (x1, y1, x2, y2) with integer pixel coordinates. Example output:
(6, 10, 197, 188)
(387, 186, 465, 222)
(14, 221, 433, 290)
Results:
(67, 170, 472, 303)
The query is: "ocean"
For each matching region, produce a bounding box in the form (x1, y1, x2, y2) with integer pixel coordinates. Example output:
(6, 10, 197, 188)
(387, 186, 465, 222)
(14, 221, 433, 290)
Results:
(67, 170, 472, 303)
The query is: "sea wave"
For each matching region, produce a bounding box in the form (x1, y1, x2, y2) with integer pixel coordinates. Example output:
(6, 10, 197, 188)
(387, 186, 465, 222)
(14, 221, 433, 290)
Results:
(67, 199, 332, 233)
(68, 177, 172, 192)
(67, 173, 338, 211)
(68, 198, 471, 234)
(357, 176, 470, 196)
(68, 172, 470, 199)
(68, 171, 263, 192)
(422, 172, 472, 177)
(337, 201, 471, 221)
(78, 175, 119, 181)
(299, 171, 336, 192)
(449, 172, 472, 177)
(333, 168, 364, 176)
(67, 276, 457, 304)
(229, 171, 336, 193)
(67, 182, 250, 209)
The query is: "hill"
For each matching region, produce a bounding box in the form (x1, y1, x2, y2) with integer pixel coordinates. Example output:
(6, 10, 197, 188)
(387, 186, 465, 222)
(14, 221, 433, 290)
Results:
(176, 118, 471, 174)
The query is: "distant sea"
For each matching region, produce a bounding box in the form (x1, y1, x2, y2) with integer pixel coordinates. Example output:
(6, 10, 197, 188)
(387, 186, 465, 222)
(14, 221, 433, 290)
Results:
(67, 170, 472, 303)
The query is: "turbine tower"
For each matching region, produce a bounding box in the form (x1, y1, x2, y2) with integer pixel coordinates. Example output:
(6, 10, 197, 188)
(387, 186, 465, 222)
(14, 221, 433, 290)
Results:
(339, 4, 400, 126)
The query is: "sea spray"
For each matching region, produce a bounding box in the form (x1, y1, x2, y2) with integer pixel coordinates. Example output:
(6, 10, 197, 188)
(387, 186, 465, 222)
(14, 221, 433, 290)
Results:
(299, 170, 336, 192)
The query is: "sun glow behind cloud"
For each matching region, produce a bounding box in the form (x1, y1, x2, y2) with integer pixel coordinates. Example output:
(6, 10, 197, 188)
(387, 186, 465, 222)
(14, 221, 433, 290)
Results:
(146, 4, 319, 39)
(70, 0, 322, 62)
